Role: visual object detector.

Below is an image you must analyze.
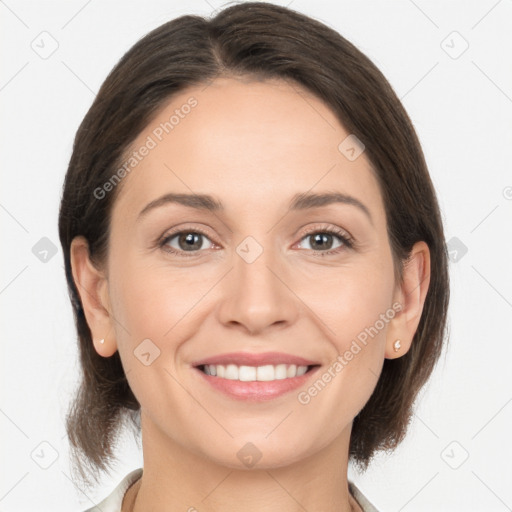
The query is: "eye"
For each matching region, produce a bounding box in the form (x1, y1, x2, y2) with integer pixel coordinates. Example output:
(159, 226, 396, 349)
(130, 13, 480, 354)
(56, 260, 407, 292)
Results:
(296, 226, 353, 256)
(158, 224, 354, 258)
(159, 228, 215, 257)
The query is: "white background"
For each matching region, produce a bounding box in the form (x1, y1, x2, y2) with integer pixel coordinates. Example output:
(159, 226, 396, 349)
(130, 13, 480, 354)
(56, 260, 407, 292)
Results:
(1, 1, 511, 511)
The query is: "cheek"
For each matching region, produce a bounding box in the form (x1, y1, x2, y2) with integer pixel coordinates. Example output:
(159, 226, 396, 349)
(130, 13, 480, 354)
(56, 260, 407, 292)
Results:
(293, 254, 395, 415)
(298, 258, 395, 348)
(292, 265, 395, 429)
(110, 255, 211, 338)
(107, 257, 207, 409)
(108, 255, 225, 395)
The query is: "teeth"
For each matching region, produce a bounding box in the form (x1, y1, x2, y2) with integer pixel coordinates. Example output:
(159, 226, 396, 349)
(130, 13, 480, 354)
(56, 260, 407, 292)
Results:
(202, 363, 309, 381)
(286, 364, 297, 377)
(275, 364, 287, 379)
(225, 364, 238, 380)
(257, 365, 275, 381)
(239, 365, 256, 381)
(296, 365, 307, 376)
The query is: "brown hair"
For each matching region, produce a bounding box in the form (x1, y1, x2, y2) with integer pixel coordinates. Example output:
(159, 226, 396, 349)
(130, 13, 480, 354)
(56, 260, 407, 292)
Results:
(58, 1, 449, 488)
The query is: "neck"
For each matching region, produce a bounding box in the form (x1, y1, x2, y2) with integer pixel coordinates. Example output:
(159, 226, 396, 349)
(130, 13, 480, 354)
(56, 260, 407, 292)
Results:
(124, 412, 360, 512)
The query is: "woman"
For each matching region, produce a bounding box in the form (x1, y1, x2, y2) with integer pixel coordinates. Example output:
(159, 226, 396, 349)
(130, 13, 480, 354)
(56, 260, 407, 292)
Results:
(58, 2, 449, 511)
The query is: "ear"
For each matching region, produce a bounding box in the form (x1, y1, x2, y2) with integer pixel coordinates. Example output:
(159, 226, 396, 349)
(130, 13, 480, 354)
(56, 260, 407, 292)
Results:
(70, 236, 117, 357)
(385, 241, 431, 359)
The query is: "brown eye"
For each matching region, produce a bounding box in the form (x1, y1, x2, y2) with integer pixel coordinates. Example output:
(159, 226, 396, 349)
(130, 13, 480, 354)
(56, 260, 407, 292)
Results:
(160, 230, 215, 255)
(297, 228, 352, 255)
(304, 232, 339, 251)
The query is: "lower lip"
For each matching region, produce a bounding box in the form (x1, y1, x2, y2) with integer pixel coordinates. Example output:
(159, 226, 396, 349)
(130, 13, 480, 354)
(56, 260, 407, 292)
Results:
(194, 366, 320, 401)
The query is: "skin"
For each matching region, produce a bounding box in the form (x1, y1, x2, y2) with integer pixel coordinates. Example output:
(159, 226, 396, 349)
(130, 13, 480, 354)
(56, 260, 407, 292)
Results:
(71, 76, 430, 512)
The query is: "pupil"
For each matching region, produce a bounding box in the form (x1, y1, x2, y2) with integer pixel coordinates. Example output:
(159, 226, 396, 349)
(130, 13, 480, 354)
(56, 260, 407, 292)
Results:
(312, 233, 332, 250)
(180, 233, 201, 251)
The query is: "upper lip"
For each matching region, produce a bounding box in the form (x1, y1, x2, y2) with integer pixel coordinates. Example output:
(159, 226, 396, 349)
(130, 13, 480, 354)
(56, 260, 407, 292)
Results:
(191, 351, 319, 367)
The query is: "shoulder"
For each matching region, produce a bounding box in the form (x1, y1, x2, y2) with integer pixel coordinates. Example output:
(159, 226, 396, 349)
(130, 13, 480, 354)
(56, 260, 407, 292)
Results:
(348, 480, 379, 512)
(82, 468, 143, 512)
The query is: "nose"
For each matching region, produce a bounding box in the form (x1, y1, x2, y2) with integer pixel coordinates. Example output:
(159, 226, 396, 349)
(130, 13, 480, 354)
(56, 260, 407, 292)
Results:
(216, 237, 299, 335)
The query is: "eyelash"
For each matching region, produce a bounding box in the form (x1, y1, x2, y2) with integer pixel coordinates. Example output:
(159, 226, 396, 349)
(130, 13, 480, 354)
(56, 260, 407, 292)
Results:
(158, 224, 354, 258)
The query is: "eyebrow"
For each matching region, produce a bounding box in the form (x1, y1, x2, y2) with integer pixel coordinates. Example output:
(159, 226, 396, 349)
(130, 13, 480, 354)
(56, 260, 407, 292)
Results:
(137, 191, 372, 224)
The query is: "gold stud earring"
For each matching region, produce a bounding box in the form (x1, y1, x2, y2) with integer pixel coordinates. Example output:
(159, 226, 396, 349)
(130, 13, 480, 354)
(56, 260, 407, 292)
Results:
(393, 339, 401, 352)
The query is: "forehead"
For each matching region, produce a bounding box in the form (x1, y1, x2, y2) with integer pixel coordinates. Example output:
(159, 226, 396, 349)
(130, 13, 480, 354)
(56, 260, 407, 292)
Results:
(112, 76, 383, 224)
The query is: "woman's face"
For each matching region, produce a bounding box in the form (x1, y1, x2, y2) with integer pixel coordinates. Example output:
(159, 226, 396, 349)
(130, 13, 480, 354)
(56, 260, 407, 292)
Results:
(95, 76, 406, 468)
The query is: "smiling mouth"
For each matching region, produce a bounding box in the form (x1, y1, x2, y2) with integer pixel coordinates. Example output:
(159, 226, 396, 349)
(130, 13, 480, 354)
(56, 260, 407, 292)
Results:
(197, 363, 318, 382)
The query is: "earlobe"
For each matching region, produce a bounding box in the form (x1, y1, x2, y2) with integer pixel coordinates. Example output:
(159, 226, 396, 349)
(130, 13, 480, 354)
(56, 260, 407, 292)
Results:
(70, 236, 117, 357)
(385, 241, 431, 359)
